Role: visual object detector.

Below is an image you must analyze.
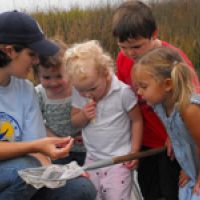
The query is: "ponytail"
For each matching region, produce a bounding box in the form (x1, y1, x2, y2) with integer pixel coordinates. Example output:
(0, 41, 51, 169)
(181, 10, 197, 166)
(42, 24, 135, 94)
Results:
(171, 62, 194, 111)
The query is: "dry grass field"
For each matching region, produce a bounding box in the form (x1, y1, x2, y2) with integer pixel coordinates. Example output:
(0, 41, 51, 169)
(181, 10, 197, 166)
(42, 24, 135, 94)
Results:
(28, 0, 200, 82)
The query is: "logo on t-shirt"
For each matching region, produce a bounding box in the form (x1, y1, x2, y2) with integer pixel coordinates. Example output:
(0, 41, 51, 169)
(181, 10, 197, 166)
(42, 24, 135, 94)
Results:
(0, 112, 21, 142)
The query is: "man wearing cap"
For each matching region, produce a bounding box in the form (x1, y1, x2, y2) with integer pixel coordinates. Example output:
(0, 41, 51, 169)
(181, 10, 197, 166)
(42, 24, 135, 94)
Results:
(0, 11, 96, 200)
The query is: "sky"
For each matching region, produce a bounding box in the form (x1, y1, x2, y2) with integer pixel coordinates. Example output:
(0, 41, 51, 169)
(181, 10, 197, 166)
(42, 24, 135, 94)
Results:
(0, 0, 122, 13)
(0, 0, 149, 13)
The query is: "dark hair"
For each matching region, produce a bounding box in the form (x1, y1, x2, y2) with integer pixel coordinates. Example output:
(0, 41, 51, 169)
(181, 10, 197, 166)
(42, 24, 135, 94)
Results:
(33, 39, 67, 78)
(112, 0, 157, 42)
(0, 44, 26, 68)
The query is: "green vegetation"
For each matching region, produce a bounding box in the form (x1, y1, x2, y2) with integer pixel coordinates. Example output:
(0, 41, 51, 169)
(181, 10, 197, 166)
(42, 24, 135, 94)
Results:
(31, 0, 200, 76)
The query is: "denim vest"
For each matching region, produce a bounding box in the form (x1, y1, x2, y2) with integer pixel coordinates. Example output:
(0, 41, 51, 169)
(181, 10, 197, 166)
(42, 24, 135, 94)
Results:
(153, 94, 200, 199)
(154, 95, 200, 181)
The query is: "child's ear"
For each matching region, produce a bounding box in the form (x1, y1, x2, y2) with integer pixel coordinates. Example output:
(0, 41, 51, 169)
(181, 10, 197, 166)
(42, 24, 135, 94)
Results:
(164, 78, 173, 92)
(103, 69, 112, 83)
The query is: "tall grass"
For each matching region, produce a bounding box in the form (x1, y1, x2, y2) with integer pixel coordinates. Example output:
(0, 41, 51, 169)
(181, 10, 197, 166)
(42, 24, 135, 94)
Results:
(31, 0, 200, 77)
(152, 0, 200, 75)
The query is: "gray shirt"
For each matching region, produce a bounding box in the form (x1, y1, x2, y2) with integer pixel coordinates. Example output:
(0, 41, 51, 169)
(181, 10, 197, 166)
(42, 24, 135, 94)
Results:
(35, 84, 85, 152)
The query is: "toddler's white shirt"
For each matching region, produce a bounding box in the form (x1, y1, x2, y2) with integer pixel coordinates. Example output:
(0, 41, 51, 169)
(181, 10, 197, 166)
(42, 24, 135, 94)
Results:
(72, 75, 137, 160)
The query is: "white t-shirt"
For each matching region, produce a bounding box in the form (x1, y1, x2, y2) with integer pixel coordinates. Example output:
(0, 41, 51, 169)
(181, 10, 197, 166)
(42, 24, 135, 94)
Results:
(72, 75, 137, 160)
(0, 77, 46, 142)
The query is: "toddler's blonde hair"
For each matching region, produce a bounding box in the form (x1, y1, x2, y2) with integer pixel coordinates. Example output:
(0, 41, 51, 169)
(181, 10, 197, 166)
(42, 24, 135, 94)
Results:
(64, 40, 114, 81)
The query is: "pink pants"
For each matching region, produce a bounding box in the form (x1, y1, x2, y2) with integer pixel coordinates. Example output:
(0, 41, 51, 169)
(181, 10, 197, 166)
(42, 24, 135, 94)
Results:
(86, 158, 132, 200)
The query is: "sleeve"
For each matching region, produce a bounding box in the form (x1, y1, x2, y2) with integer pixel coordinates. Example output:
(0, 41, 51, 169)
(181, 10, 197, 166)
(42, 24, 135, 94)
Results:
(71, 87, 87, 109)
(121, 87, 138, 112)
(22, 83, 47, 141)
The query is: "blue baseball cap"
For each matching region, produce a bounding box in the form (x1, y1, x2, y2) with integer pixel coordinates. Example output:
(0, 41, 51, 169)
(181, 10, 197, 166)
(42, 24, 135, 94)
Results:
(0, 10, 59, 56)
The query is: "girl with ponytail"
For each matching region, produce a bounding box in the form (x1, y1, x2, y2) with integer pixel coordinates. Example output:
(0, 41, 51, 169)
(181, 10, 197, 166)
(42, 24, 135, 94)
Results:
(133, 46, 200, 199)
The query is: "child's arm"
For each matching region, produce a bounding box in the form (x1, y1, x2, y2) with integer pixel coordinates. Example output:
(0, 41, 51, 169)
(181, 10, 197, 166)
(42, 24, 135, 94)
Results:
(71, 101, 96, 128)
(182, 103, 200, 194)
(165, 137, 175, 160)
(125, 104, 143, 169)
(129, 104, 143, 153)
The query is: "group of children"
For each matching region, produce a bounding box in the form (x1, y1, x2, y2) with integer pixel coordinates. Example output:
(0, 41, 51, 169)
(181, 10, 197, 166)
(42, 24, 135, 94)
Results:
(112, 1, 200, 200)
(0, 1, 200, 200)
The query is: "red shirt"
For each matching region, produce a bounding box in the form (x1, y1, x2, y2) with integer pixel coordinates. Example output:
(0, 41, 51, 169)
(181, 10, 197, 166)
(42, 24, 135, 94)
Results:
(116, 41, 199, 148)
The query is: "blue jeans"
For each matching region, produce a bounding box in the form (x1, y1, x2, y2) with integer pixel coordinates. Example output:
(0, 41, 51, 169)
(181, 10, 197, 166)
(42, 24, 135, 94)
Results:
(0, 156, 96, 200)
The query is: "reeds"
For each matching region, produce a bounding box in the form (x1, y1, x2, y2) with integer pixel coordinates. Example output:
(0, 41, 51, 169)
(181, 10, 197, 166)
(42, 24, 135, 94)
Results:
(29, 0, 200, 77)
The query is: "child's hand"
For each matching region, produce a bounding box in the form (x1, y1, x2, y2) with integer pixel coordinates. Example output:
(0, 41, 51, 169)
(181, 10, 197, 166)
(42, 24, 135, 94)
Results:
(81, 171, 90, 178)
(193, 174, 200, 195)
(82, 100, 96, 121)
(165, 137, 175, 160)
(124, 159, 139, 170)
(179, 169, 190, 188)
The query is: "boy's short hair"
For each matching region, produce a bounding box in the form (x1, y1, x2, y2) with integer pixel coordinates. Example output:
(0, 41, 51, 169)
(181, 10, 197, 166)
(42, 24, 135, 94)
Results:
(112, 0, 157, 42)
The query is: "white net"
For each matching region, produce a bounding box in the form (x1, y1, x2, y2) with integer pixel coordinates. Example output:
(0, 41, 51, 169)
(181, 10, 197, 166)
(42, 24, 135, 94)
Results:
(18, 161, 84, 189)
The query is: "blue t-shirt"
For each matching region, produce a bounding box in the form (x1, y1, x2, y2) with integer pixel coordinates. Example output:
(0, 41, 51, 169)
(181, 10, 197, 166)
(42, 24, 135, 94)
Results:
(0, 77, 46, 142)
